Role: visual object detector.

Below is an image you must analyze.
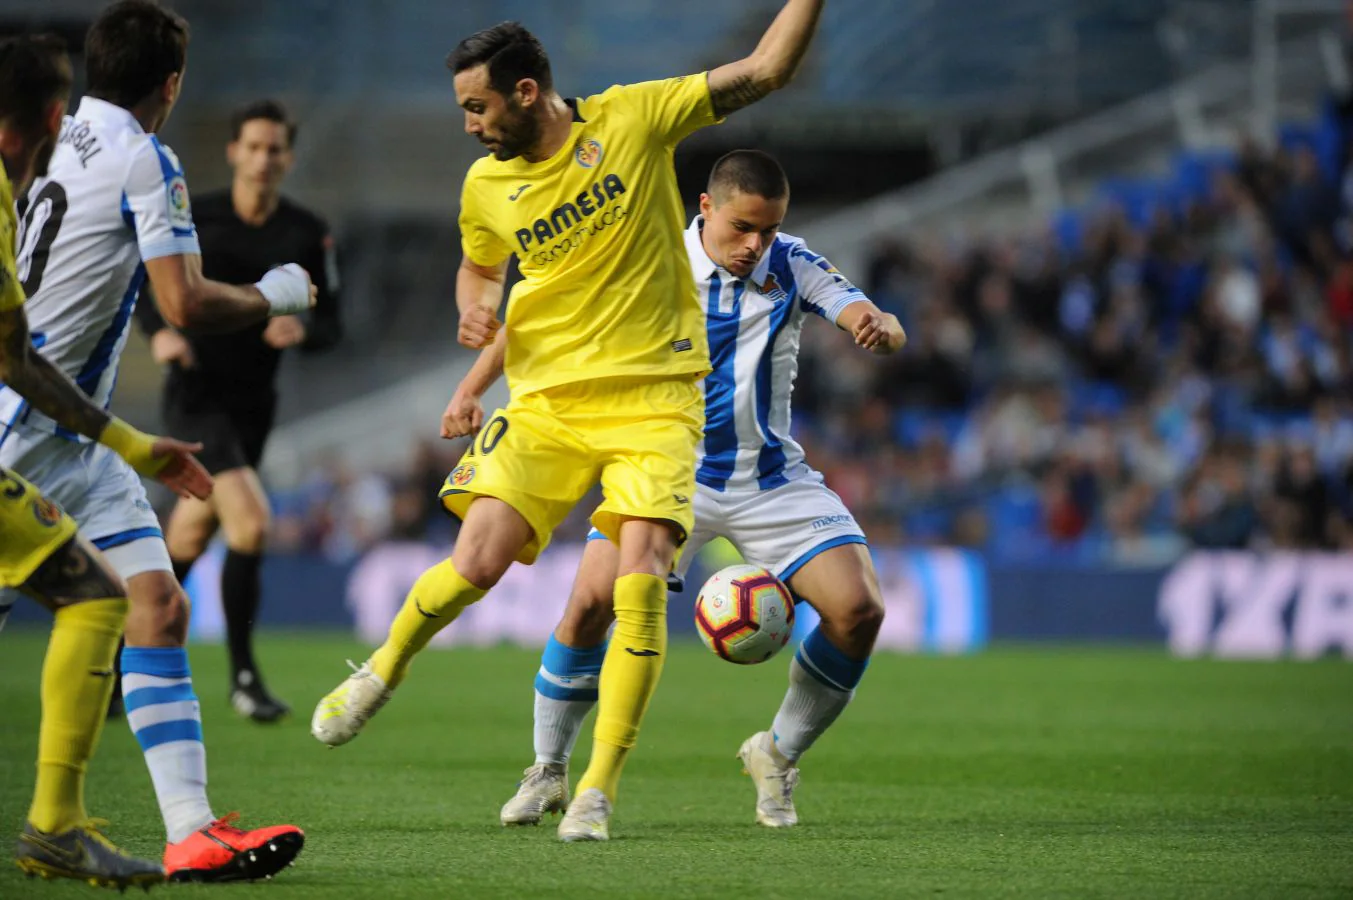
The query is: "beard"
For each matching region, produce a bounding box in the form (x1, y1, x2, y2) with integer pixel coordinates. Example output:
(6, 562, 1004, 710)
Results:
(488, 102, 542, 161)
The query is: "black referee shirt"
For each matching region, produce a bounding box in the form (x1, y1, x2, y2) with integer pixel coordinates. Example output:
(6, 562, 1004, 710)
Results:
(135, 190, 342, 405)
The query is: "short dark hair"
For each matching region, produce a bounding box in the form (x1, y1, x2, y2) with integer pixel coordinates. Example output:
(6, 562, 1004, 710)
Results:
(0, 34, 72, 131)
(446, 21, 553, 96)
(708, 149, 790, 202)
(85, 0, 190, 109)
(230, 99, 297, 146)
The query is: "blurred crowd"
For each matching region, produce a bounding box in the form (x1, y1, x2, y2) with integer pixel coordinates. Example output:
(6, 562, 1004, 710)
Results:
(801, 101, 1353, 565)
(263, 97, 1353, 568)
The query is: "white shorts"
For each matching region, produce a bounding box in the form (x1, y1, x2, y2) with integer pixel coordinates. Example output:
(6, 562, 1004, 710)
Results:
(0, 427, 170, 580)
(591, 472, 867, 587)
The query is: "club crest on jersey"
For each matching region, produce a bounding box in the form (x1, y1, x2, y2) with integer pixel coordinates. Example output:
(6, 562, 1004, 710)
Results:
(449, 464, 476, 487)
(574, 138, 603, 169)
(759, 274, 788, 302)
(31, 497, 61, 528)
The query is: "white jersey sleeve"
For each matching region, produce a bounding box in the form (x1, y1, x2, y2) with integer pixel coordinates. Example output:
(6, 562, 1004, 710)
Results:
(124, 137, 200, 261)
(788, 242, 867, 324)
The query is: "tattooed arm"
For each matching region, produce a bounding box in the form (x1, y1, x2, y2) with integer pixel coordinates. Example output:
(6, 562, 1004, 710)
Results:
(707, 0, 825, 117)
(0, 303, 212, 499)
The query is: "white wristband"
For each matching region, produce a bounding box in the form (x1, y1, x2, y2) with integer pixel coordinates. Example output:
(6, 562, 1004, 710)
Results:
(255, 263, 311, 316)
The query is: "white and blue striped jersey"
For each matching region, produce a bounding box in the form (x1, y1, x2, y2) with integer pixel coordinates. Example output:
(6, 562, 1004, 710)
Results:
(1, 97, 200, 444)
(687, 217, 866, 493)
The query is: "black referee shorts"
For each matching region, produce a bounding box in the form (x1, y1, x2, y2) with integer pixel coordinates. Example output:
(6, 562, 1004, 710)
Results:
(162, 378, 276, 477)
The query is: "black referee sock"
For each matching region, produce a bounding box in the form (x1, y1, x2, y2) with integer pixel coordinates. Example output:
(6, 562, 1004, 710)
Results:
(221, 549, 264, 685)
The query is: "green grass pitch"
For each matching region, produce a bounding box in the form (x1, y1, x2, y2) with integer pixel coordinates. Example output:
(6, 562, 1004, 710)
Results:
(1, 630, 1350, 898)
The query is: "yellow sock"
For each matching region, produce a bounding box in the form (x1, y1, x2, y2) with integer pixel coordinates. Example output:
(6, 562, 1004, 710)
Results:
(29, 598, 127, 834)
(576, 573, 667, 802)
(369, 559, 487, 688)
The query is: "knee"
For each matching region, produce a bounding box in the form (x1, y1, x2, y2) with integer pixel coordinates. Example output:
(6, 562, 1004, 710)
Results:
(226, 509, 271, 555)
(824, 584, 885, 644)
(450, 542, 511, 590)
(615, 522, 677, 578)
(131, 580, 191, 636)
(167, 520, 214, 562)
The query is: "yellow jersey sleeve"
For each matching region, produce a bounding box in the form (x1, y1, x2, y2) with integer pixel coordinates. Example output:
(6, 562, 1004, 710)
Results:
(603, 73, 722, 146)
(0, 169, 26, 313)
(458, 170, 512, 268)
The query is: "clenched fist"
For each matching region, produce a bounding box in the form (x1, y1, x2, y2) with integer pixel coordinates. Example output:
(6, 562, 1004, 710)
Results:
(458, 306, 501, 349)
(852, 309, 907, 354)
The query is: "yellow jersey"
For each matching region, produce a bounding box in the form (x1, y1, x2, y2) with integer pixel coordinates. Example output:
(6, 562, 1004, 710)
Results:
(0, 165, 25, 313)
(459, 74, 721, 397)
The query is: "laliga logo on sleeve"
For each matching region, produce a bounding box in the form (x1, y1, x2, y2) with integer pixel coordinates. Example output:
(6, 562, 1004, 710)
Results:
(167, 176, 192, 229)
(574, 138, 603, 169)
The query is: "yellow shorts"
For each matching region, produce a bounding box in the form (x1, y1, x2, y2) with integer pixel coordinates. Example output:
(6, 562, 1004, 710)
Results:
(0, 466, 78, 589)
(440, 375, 704, 564)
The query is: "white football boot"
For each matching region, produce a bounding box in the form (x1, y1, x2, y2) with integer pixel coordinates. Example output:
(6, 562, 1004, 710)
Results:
(737, 731, 800, 827)
(556, 788, 611, 842)
(311, 659, 393, 747)
(500, 764, 569, 825)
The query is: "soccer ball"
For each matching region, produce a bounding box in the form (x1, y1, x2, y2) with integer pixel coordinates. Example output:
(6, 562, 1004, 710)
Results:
(693, 564, 795, 665)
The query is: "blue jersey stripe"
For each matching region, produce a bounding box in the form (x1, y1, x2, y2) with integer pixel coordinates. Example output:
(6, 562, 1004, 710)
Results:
(755, 247, 797, 490)
(696, 272, 739, 491)
(55, 264, 145, 440)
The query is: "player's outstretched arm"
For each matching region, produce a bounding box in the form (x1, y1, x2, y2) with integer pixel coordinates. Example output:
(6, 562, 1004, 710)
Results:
(442, 328, 507, 439)
(837, 302, 907, 355)
(456, 257, 508, 349)
(707, 0, 825, 117)
(0, 306, 212, 499)
(144, 253, 317, 334)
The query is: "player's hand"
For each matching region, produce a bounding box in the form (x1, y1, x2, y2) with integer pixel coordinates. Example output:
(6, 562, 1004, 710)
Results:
(263, 315, 307, 349)
(853, 309, 907, 355)
(151, 329, 196, 368)
(256, 263, 317, 315)
(441, 388, 484, 439)
(147, 436, 214, 501)
(458, 305, 501, 349)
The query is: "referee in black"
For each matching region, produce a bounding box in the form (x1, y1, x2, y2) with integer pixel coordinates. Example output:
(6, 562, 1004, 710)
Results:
(133, 99, 342, 722)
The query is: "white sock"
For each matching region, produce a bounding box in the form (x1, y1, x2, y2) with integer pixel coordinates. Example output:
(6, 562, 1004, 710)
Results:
(532, 635, 604, 766)
(769, 627, 869, 763)
(120, 647, 214, 843)
(770, 655, 853, 762)
(533, 693, 594, 767)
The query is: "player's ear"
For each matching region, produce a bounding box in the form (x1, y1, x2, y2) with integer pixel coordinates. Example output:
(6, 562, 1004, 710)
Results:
(162, 71, 183, 107)
(516, 78, 540, 108)
(699, 192, 715, 219)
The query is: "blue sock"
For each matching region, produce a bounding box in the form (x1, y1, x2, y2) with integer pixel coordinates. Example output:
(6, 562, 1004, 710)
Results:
(121, 646, 213, 842)
(795, 626, 869, 692)
(771, 627, 869, 762)
(532, 635, 607, 766)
